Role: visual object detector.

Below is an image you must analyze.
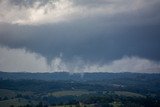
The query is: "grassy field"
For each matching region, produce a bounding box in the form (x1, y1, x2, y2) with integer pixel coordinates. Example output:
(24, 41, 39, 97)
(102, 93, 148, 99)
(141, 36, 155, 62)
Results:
(49, 104, 95, 107)
(0, 89, 16, 98)
(0, 89, 35, 98)
(0, 89, 37, 107)
(48, 90, 91, 97)
(0, 98, 37, 107)
(114, 91, 145, 98)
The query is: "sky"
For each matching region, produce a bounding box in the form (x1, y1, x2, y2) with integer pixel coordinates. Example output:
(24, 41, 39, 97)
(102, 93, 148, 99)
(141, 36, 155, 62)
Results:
(0, 0, 160, 73)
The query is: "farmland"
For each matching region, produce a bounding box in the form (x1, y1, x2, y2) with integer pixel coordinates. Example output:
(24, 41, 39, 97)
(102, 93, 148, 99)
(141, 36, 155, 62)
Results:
(0, 72, 160, 107)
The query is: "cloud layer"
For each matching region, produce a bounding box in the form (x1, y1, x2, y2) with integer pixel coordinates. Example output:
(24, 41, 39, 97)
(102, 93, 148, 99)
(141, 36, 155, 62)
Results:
(0, 46, 159, 73)
(0, 0, 160, 25)
(0, 0, 160, 73)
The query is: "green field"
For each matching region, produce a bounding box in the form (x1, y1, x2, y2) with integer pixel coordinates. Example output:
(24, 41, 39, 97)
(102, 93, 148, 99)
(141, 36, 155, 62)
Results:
(0, 98, 37, 107)
(48, 90, 91, 97)
(0, 89, 16, 98)
(0, 89, 34, 98)
(0, 89, 38, 107)
(49, 104, 95, 107)
(114, 91, 146, 98)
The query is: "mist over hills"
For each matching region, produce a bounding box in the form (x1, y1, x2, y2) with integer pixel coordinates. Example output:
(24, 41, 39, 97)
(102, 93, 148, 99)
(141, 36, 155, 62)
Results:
(0, 71, 159, 81)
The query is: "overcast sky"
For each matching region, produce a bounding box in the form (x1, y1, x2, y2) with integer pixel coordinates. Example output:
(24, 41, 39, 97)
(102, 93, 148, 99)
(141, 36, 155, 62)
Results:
(0, 0, 160, 73)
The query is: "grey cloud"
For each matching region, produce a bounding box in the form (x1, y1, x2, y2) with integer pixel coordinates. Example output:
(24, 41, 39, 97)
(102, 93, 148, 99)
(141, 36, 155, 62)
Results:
(0, 46, 160, 73)
(0, 23, 160, 63)
(8, 0, 50, 7)
(1, 0, 160, 25)
(0, 0, 160, 72)
(0, 46, 49, 72)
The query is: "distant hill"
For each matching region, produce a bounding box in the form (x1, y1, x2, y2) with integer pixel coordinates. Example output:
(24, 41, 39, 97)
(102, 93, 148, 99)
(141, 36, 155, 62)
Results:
(0, 71, 159, 81)
(0, 71, 160, 107)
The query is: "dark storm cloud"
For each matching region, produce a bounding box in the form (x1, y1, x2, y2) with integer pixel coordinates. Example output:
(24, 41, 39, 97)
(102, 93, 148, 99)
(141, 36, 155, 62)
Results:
(0, 0, 160, 72)
(0, 22, 160, 63)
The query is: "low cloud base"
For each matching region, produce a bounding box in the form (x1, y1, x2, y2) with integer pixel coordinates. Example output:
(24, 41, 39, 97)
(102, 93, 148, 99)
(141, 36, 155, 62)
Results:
(0, 46, 159, 73)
